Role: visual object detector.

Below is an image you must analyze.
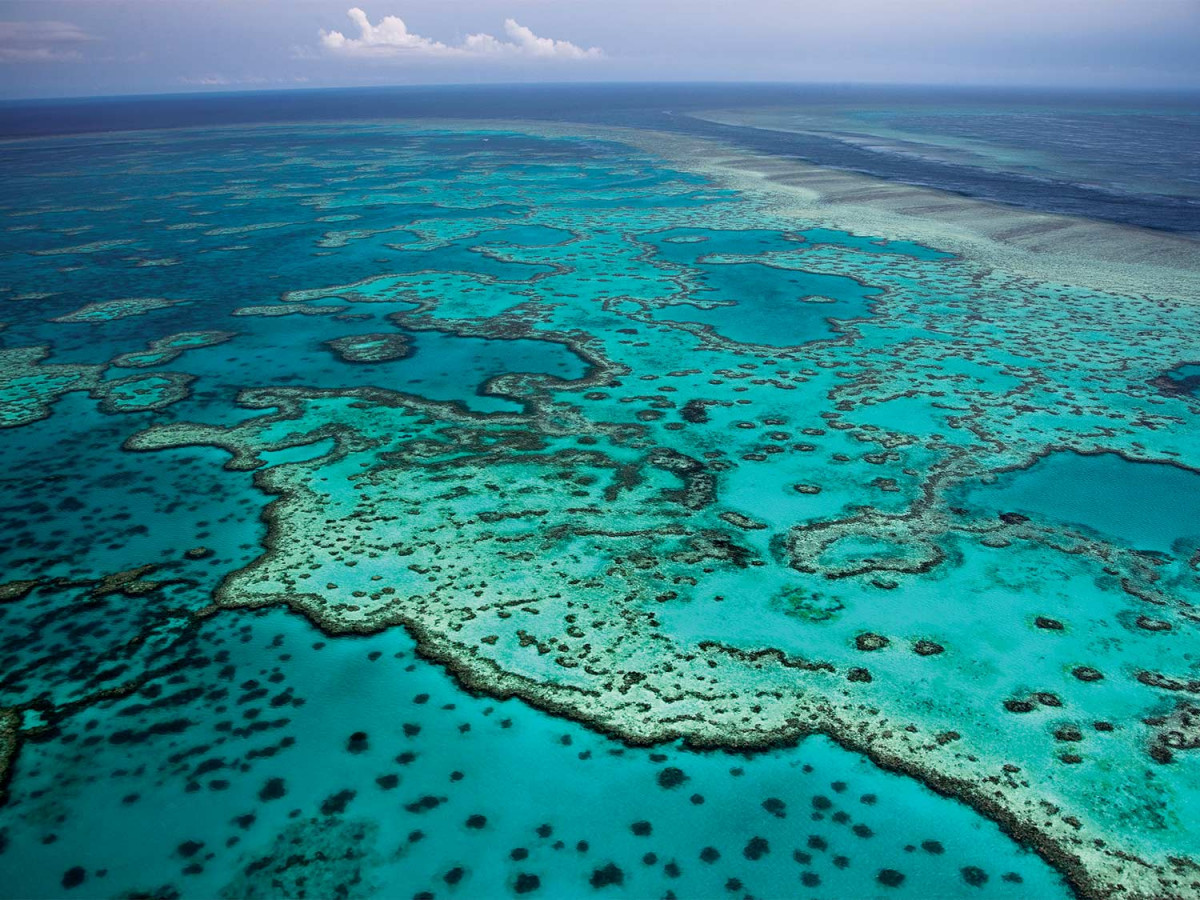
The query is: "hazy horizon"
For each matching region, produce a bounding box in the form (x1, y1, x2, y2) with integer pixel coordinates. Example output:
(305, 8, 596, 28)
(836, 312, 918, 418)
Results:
(7, 79, 1200, 106)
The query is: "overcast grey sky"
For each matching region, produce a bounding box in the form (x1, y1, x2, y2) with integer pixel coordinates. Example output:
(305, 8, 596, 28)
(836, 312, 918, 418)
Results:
(1, 0, 1198, 99)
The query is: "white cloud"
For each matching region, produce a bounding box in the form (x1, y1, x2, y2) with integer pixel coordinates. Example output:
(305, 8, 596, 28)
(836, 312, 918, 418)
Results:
(179, 75, 312, 87)
(0, 20, 98, 64)
(494, 19, 602, 60)
(319, 8, 602, 61)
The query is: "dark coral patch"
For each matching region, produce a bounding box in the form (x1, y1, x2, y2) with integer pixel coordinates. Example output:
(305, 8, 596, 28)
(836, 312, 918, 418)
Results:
(855, 632, 889, 651)
(61, 867, 86, 890)
(762, 797, 786, 818)
(962, 865, 989, 887)
(743, 836, 769, 860)
(589, 863, 624, 888)
(320, 789, 356, 815)
(515, 873, 541, 894)
(656, 766, 688, 789)
(258, 777, 286, 801)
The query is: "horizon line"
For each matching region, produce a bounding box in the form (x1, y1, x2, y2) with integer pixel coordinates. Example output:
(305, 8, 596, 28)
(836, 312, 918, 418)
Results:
(5, 79, 1200, 106)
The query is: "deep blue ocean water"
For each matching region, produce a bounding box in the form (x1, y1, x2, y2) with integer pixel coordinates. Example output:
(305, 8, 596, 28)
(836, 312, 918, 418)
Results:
(2, 84, 1199, 234)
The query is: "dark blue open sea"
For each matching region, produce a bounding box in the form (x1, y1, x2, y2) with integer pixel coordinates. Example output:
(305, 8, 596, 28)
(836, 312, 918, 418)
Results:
(3, 84, 1199, 233)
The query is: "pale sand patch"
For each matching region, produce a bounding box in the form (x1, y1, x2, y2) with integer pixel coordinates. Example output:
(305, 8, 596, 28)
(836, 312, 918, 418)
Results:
(673, 142, 1200, 299)
(392, 117, 1200, 299)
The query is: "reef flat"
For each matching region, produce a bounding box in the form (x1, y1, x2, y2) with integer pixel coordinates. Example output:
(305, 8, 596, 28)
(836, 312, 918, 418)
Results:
(0, 121, 1197, 899)
(624, 122, 1200, 300)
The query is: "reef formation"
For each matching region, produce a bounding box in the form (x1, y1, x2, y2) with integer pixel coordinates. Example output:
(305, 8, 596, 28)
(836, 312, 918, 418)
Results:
(0, 122, 1198, 898)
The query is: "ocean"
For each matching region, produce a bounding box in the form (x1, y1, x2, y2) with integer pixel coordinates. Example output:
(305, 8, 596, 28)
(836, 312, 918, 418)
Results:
(0, 86, 1197, 899)
(3, 84, 1199, 233)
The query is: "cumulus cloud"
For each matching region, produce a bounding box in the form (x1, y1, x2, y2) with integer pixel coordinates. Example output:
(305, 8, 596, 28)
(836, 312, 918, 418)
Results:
(0, 20, 98, 63)
(319, 8, 602, 61)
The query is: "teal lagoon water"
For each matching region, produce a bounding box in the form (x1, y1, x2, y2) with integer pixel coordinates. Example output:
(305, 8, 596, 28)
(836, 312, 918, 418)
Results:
(0, 108, 1197, 900)
(957, 451, 1200, 555)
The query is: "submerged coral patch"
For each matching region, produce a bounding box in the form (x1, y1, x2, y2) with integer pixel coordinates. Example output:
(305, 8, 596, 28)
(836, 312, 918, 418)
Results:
(0, 122, 1196, 900)
(50, 297, 187, 324)
(325, 332, 412, 364)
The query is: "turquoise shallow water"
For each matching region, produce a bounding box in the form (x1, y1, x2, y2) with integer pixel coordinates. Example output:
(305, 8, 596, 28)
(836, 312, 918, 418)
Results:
(641, 227, 886, 347)
(957, 452, 1200, 555)
(0, 121, 1197, 898)
(1, 606, 1065, 899)
(1160, 362, 1200, 398)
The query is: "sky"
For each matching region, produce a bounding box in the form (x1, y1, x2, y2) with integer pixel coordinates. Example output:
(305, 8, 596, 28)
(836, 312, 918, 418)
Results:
(0, 0, 1198, 99)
